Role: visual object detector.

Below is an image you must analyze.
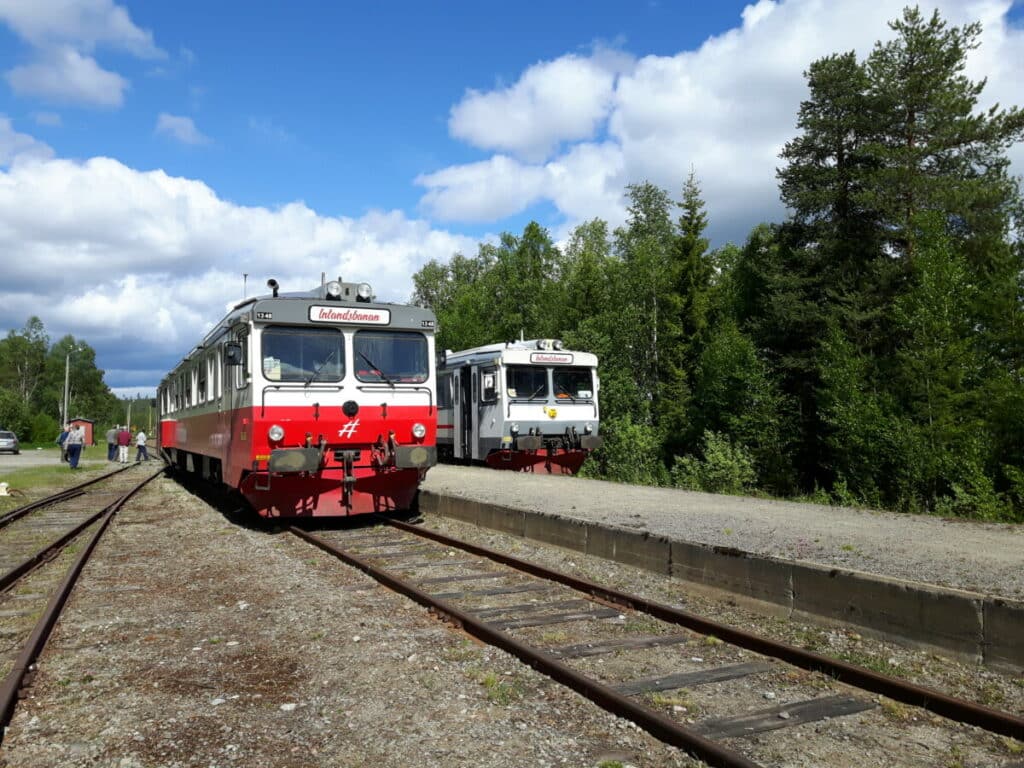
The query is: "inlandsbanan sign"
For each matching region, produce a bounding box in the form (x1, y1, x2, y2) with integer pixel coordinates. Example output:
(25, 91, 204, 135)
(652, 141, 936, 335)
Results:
(309, 306, 391, 325)
(530, 352, 574, 364)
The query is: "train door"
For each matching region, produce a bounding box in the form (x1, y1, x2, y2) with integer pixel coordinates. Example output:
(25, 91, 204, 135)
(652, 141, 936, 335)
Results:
(459, 365, 472, 459)
(478, 365, 499, 458)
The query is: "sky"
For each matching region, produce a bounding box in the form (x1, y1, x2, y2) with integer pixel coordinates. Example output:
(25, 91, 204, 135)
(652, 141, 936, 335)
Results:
(0, 0, 1022, 399)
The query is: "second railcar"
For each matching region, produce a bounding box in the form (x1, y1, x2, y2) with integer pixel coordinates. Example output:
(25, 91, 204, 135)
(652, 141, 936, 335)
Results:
(158, 276, 437, 518)
(437, 339, 602, 474)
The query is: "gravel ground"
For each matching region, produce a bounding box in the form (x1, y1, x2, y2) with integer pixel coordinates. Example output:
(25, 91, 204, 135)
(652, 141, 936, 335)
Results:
(1, 474, 1022, 767)
(422, 465, 1024, 599)
(0, 476, 700, 768)
(418, 514, 1024, 767)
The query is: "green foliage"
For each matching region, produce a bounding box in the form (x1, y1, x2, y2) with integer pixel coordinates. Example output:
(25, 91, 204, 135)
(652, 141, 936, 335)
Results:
(408, 6, 1024, 521)
(0, 388, 31, 439)
(28, 411, 59, 444)
(586, 415, 666, 486)
(672, 430, 756, 495)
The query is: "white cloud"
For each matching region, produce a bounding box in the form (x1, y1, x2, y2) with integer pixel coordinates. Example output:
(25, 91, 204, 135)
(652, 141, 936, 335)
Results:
(0, 0, 163, 107)
(417, 155, 549, 221)
(422, 0, 1024, 245)
(155, 113, 210, 145)
(0, 0, 163, 58)
(0, 116, 55, 165)
(6, 46, 128, 106)
(0, 152, 478, 363)
(449, 52, 628, 163)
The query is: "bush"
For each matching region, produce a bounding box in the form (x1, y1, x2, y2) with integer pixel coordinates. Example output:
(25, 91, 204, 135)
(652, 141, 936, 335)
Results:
(933, 457, 1011, 521)
(671, 430, 756, 495)
(28, 412, 59, 444)
(584, 415, 666, 486)
(0, 389, 31, 440)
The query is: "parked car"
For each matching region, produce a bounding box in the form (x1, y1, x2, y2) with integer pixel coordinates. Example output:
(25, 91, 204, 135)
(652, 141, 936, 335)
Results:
(0, 431, 20, 454)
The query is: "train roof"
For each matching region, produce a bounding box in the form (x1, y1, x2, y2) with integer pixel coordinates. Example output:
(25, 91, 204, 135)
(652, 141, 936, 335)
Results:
(441, 339, 598, 368)
(161, 280, 436, 385)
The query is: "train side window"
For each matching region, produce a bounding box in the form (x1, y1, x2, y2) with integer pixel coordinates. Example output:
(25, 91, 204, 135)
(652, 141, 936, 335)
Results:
(215, 350, 222, 398)
(481, 367, 498, 403)
(438, 373, 452, 409)
(197, 362, 208, 403)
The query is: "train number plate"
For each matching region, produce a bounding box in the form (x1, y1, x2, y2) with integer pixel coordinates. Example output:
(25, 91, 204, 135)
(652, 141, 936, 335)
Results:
(421, 319, 435, 328)
(256, 311, 273, 320)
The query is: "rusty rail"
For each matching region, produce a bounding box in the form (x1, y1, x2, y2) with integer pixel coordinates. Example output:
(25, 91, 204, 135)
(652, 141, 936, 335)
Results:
(0, 464, 134, 529)
(385, 518, 1024, 741)
(0, 468, 164, 744)
(290, 525, 763, 768)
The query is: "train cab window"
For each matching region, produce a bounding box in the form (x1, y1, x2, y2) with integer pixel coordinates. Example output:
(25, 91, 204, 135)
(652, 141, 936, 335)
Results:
(506, 365, 548, 400)
(234, 330, 249, 389)
(262, 326, 344, 382)
(480, 367, 498, 403)
(553, 367, 594, 401)
(353, 331, 428, 383)
(438, 372, 453, 409)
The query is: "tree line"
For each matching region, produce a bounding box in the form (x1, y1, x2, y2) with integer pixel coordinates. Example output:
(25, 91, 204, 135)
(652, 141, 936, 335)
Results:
(0, 316, 155, 445)
(412, 8, 1024, 521)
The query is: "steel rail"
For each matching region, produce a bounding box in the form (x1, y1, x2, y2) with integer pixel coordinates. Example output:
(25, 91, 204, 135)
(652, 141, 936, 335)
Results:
(0, 464, 134, 529)
(290, 525, 763, 768)
(0, 468, 163, 745)
(0, 508, 110, 592)
(385, 518, 1024, 741)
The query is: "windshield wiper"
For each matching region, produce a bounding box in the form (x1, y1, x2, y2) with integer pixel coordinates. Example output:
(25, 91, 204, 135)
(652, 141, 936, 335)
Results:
(357, 351, 395, 387)
(305, 348, 338, 386)
(526, 382, 547, 400)
(555, 383, 578, 402)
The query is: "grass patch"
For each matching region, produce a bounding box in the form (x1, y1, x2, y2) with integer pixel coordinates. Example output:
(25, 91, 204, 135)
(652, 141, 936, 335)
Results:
(598, 762, 625, 768)
(648, 689, 700, 715)
(1002, 737, 1024, 755)
(836, 649, 893, 675)
(442, 642, 479, 662)
(622, 617, 662, 634)
(478, 672, 524, 705)
(879, 697, 913, 722)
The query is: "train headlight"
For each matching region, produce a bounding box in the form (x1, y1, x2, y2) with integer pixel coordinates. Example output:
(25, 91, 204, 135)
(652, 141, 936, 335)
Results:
(268, 424, 285, 442)
(411, 422, 426, 439)
(510, 423, 520, 436)
(584, 423, 593, 435)
(356, 282, 373, 302)
(326, 280, 342, 298)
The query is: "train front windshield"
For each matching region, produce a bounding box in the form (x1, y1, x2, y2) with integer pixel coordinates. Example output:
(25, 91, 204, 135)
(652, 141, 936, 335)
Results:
(262, 327, 344, 382)
(506, 366, 548, 400)
(354, 331, 429, 383)
(554, 367, 594, 400)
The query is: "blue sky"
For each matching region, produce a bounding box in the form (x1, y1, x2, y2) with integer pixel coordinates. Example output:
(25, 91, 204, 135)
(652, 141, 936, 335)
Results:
(0, 0, 1021, 399)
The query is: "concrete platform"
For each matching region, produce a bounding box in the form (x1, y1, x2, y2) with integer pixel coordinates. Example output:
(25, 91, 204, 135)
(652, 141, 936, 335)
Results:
(421, 464, 1024, 671)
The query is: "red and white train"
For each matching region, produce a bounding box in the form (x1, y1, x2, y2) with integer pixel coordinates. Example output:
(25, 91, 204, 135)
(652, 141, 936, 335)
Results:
(158, 276, 437, 518)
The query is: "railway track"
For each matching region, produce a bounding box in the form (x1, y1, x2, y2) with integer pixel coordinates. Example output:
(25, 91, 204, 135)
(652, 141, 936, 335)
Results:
(0, 466, 164, 742)
(290, 517, 1024, 768)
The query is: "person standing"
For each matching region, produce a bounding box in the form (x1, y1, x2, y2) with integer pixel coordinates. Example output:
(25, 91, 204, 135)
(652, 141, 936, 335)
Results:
(117, 425, 131, 464)
(56, 425, 70, 463)
(65, 423, 86, 469)
(134, 429, 149, 462)
(105, 425, 118, 461)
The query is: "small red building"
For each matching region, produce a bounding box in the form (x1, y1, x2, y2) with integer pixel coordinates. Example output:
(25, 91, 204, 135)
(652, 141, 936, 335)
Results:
(70, 418, 95, 446)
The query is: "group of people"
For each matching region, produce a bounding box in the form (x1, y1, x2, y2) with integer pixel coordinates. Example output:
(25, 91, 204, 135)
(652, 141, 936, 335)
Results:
(106, 425, 149, 464)
(56, 424, 150, 469)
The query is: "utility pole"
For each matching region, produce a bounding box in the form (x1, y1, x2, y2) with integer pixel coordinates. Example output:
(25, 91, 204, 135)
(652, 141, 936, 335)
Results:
(243, 273, 248, 299)
(62, 351, 71, 426)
